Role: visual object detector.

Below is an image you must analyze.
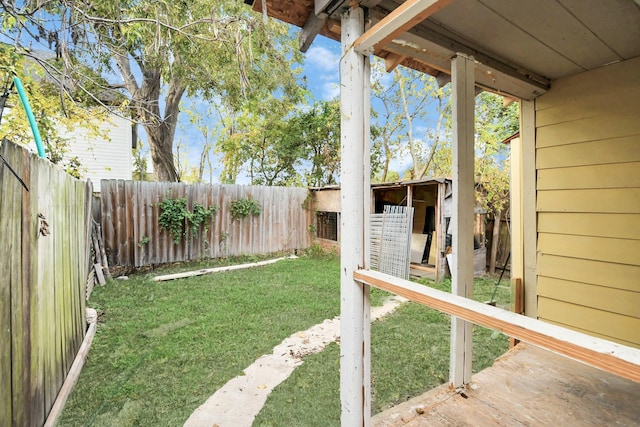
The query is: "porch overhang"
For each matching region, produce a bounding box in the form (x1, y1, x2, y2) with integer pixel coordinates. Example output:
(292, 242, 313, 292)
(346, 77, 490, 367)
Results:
(248, 0, 639, 101)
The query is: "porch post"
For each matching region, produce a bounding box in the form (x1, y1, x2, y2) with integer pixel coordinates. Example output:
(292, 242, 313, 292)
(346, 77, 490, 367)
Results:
(340, 5, 371, 426)
(449, 53, 475, 387)
(521, 100, 538, 318)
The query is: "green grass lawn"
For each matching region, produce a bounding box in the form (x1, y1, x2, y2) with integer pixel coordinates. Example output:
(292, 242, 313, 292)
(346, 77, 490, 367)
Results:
(254, 277, 510, 426)
(60, 252, 510, 426)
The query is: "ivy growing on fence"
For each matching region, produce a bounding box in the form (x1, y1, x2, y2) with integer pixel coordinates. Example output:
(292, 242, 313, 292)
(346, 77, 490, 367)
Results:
(159, 195, 217, 244)
(230, 198, 262, 220)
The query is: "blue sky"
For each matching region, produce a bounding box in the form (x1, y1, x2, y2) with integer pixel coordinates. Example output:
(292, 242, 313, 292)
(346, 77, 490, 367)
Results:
(302, 40, 341, 101)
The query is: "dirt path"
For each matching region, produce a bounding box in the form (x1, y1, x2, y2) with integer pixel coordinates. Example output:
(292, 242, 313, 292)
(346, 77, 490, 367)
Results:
(184, 295, 407, 427)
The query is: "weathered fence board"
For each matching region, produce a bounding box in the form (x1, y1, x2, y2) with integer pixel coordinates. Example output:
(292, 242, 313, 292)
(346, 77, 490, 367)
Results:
(0, 139, 91, 427)
(100, 180, 313, 268)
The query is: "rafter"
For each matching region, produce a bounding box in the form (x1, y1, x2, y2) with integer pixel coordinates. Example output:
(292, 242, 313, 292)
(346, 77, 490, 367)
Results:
(354, 0, 453, 55)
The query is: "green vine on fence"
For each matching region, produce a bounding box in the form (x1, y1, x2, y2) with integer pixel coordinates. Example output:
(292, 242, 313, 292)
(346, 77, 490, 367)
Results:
(158, 196, 217, 244)
(187, 203, 218, 235)
(230, 198, 262, 220)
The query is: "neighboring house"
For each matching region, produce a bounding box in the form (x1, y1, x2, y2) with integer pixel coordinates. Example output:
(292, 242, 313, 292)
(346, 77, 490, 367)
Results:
(58, 115, 134, 192)
(18, 49, 134, 192)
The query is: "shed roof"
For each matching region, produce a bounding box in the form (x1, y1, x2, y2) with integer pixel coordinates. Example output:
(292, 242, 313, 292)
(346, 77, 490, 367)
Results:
(309, 176, 450, 191)
(247, 0, 640, 100)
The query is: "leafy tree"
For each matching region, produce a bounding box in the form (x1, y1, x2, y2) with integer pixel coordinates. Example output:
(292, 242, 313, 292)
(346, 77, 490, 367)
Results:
(474, 92, 518, 214)
(1, 0, 303, 181)
(217, 94, 305, 186)
(371, 59, 451, 181)
(217, 98, 342, 187)
(292, 100, 340, 187)
(0, 45, 107, 177)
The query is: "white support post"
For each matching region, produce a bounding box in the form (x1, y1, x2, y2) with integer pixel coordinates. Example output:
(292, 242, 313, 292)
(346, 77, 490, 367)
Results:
(340, 6, 371, 426)
(362, 30, 372, 426)
(449, 53, 475, 387)
(510, 135, 524, 305)
(521, 100, 537, 318)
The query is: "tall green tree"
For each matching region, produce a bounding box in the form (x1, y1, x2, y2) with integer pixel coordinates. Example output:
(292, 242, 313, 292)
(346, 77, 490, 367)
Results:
(474, 92, 518, 214)
(216, 98, 341, 187)
(371, 59, 451, 182)
(1, 0, 302, 181)
(293, 100, 340, 187)
(218, 94, 305, 186)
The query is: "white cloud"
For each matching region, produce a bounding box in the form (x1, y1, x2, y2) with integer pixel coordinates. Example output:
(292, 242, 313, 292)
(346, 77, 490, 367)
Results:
(305, 46, 339, 74)
(322, 82, 340, 100)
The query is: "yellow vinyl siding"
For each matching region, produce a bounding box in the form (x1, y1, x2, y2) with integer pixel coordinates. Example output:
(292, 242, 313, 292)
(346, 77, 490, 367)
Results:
(537, 136, 640, 169)
(540, 318, 639, 349)
(536, 85, 640, 127)
(538, 213, 640, 240)
(538, 234, 640, 266)
(537, 162, 640, 190)
(538, 188, 640, 213)
(537, 112, 640, 148)
(538, 297, 640, 345)
(537, 254, 640, 293)
(534, 57, 640, 348)
(537, 277, 640, 318)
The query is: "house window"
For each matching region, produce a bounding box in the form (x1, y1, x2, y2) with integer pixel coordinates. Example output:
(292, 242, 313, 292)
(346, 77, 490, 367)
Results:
(316, 211, 338, 241)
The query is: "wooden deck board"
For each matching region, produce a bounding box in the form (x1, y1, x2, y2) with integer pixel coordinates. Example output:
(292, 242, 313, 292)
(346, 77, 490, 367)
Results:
(373, 344, 640, 426)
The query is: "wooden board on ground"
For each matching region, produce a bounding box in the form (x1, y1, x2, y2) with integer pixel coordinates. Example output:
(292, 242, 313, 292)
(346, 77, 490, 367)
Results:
(94, 264, 105, 286)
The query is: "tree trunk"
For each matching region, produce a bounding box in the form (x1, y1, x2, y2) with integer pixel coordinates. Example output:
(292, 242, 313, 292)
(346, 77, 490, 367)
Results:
(116, 54, 185, 182)
(147, 125, 179, 182)
(399, 75, 417, 179)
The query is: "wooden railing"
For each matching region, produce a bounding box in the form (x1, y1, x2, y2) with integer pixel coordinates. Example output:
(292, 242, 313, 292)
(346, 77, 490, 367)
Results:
(354, 269, 640, 383)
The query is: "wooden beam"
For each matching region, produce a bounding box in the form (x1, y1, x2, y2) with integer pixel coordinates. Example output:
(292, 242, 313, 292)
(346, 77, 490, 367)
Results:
(384, 52, 406, 72)
(450, 53, 475, 387)
(152, 256, 294, 282)
(354, 269, 640, 383)
(339, 7, 370, 426)
(354, 0, 453, 55)
(43, 318, 97, 427)
(435, 182, 446, 280)
(510, 278, 524, 347)
(299, 13, 326, 53)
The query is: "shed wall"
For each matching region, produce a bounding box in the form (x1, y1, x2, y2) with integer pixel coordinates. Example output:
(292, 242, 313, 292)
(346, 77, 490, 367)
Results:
(535, 56, 640, 348)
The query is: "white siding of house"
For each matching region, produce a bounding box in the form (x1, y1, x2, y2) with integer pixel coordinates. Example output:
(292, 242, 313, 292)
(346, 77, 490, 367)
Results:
(60, 115, 132, 192)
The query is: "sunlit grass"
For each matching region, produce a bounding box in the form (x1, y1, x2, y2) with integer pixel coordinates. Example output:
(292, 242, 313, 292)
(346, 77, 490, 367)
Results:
(255, 276, 511, 426)
(60, 251, 509, 426)
(60, 252, 354, 426)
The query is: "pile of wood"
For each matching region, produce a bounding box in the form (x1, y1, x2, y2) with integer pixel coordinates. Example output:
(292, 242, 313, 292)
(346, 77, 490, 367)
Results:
(88, 219, 111, 298)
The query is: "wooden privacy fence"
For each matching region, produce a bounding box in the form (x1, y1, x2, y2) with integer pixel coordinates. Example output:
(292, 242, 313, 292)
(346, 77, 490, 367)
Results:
(0, 139, 92, 427)
(100, 180, 313, 268)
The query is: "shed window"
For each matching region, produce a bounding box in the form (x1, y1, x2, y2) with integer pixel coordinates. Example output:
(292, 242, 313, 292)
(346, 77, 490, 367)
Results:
(316, 211, 338, 241)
